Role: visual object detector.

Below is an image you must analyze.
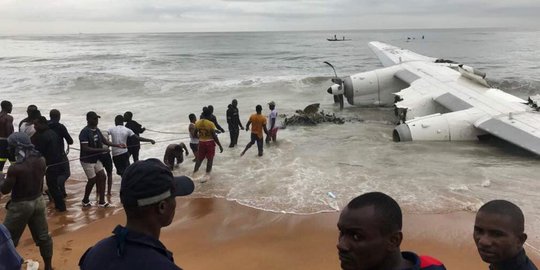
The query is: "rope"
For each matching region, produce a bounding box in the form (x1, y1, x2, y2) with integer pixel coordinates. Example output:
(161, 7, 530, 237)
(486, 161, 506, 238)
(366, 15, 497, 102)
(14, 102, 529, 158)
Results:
(145, 128, 189, 135)
(42, 136, 189, 170)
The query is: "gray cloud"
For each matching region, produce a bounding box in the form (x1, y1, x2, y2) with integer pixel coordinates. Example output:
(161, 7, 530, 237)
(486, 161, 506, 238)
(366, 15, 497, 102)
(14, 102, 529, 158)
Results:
(0, 0, 538, 34)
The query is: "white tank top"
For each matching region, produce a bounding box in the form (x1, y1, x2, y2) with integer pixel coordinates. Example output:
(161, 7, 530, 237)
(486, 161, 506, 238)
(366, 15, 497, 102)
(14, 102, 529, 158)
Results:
(189, 123, 199, 144)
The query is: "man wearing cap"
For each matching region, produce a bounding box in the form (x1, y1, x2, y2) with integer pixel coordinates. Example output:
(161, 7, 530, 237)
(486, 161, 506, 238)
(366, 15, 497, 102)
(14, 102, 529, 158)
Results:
(194, 107, 224, 174)
(266, 101, 278, 144)
(241, 105, 269, 157)
(79, 111, 124, 207)
(0, 132, 53, 270)
(79, 159, 194, 270)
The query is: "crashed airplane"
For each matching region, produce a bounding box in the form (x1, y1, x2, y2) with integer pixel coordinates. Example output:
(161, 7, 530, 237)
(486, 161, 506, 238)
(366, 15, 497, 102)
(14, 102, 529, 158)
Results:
(326, 41, 540, 155)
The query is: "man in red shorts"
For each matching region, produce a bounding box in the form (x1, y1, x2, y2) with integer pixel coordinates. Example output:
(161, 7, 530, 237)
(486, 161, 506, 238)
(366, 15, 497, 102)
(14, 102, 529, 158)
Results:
(193, 107, 223, 174)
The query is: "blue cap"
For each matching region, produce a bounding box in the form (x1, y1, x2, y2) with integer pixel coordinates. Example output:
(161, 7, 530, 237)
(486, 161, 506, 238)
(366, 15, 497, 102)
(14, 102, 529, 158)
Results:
(120, 159, 194, 207)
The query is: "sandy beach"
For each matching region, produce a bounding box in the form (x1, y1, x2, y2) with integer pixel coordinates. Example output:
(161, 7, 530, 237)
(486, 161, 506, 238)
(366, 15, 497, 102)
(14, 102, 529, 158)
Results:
(2, 181, 538, 270)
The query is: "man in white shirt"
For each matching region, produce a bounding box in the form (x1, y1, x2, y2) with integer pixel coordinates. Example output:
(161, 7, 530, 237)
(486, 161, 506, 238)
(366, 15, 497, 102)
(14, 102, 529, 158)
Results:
(266, 101, 278, 144)
(108, 115, 155, 176)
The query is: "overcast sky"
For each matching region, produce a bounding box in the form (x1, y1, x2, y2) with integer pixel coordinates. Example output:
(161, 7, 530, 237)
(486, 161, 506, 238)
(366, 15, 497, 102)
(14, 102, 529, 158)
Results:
(1, 0, 539, 34)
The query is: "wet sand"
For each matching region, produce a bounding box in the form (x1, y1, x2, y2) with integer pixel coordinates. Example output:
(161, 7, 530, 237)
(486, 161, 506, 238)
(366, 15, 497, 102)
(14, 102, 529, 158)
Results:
(1, 182, 539, 269)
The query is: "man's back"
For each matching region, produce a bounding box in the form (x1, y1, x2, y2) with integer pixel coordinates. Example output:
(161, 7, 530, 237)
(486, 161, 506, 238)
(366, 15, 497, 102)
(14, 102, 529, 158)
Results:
(79, 227, 182, 270)
(5, 156, 46, 202)
(33, 129, 63, 169)
(249, 114, 267, 138)
(0, 112, 14, 138)
(108, 126, 134, 156)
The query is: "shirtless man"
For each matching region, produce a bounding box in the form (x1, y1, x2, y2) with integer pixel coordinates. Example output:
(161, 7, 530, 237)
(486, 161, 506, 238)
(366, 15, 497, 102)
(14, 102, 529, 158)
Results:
(163, 143, 189, 170)
(0, 132, 53, 270)
(0, 100, 14, 172)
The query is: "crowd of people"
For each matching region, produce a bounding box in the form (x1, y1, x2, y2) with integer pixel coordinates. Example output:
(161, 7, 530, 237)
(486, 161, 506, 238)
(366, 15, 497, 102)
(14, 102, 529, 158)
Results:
(0, 98, 537, 269)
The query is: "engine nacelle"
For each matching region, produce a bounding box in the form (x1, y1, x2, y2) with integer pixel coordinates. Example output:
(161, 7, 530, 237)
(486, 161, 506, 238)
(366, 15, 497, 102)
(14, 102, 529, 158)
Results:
(342, 65, 408, 106)
(393, 108, 487, 142)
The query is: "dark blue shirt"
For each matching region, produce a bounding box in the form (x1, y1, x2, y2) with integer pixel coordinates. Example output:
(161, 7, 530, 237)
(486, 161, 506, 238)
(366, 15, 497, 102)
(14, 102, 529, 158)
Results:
(489, 249, 538, 270)
(48, 120, 73, 152)
(402, 251, 447, 270)
(33, 128, 64, 172)
(79, 126, 104, 163)
(79, 225, 182, 270)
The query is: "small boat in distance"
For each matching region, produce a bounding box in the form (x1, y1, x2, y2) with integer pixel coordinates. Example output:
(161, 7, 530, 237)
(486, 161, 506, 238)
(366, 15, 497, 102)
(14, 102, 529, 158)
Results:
(327, 35, 351, 41)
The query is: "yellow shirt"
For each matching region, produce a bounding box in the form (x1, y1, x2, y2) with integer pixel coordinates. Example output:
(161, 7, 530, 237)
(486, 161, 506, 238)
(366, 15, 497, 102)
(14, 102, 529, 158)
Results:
(249, 114, 267, 139)
(195, 119, 216, 141)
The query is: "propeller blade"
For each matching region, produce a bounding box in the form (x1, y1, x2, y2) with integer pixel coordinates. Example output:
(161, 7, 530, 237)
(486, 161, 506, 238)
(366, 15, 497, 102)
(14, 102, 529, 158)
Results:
(339, 94, 344, 110)
(333, 95, 340, 104)
(324, 61, 338, 78)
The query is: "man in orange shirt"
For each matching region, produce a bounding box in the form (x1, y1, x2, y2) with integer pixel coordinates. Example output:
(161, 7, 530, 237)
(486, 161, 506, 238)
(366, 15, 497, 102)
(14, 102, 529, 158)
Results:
(194, 107, 223, 174)
(241, 105, 269, 157)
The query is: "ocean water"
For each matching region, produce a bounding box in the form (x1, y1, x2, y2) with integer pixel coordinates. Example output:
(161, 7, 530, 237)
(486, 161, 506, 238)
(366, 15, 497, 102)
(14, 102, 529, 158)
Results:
(1, 29, 540, 246)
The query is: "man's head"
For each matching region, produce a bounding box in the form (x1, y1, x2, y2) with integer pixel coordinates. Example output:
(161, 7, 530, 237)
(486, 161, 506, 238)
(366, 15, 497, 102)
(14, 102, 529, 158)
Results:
(121, 159, 194, 228)
(201, 107, 211, 119)
(474, 200, 527, 264)
(115, 115, 124, 126)
(123, 111, 133, 122)
(49, 109, 61, 121)
(256, 105, 262, 114)
(86, 111, 100, 127)
(337, 192, 403, 270)
(26, 105, 37, 117)
(268, 101, 275, 110)
(34, 116, 49, 132)
(232, 99, 238, 107)
(208, 105, 214, 114)
(28, 109, 41, 121)
(189, 113, 196, 123)
(1, 100, 12, 113)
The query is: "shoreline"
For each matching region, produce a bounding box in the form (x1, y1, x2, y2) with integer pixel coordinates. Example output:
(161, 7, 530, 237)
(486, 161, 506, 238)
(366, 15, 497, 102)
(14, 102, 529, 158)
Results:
(2, 195, 538, 269)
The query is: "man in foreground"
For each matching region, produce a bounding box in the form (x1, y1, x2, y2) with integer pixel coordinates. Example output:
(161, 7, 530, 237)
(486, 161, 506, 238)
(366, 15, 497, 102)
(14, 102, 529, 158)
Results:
(79, 159, 194, 270)
(0, 100, 14, 172)
(241, 105, 268, 157)
(0, 132, 53, 270)
(474, 200, 538, 270)
(337, 192, 446, 270)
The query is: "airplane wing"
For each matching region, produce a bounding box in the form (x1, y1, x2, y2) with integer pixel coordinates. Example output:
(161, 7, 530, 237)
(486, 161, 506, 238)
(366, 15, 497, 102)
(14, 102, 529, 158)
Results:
(366, 41, 540, 155)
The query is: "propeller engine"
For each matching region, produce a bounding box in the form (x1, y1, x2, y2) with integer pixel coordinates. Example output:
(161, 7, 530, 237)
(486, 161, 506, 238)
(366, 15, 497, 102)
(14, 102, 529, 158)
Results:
(324, 61, 345, 110)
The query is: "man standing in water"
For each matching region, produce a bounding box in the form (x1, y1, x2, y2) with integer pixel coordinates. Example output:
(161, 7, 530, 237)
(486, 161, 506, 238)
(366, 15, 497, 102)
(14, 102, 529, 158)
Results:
(337, 192, 446, 270)
(33, 116, 67, 212)
(0, 100, 14, 172)
(79, 159, 194, 269)
(188, 114, 199, 162)
(266, 101, 278, 144)
(194, 107, 223, 175)
(48, 109, 73, 197)
(226, 99, 244, 148)
(241, 105, 268, 157)
(79, 111, 123, 207)
(0, 132, 53, 270)
(473, 200, 538, 270)
(124, 111, 146, 162)
(206, 105, 225, 134)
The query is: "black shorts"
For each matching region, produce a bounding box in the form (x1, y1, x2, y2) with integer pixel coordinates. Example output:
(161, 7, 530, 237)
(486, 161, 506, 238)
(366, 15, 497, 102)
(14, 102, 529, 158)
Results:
(112, 152, 130, 176)
(250, 133, 263, 154)
(0, 139, 9, 161)
(99, 152, 113, 175)
(190, 143, 198, 153)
